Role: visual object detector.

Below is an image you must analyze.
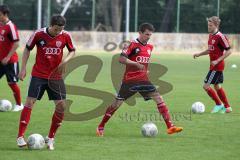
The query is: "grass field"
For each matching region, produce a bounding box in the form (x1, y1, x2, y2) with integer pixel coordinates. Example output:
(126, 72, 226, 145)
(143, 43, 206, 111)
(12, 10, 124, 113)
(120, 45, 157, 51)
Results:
(0, 52, 240, 160)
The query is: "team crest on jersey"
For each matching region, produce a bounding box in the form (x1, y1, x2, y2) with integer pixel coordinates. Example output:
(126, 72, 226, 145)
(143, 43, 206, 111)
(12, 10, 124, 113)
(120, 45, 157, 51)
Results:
(56, 41, 62, 47)
(212, 40, 215, 44)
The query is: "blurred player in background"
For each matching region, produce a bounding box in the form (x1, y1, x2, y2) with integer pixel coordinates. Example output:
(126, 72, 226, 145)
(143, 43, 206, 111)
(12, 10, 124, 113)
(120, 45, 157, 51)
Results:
(0, 5, 23, 111)
(96, 23, 183, 137)
(193, 16, 232, 113)
(16, 15, 75, 150)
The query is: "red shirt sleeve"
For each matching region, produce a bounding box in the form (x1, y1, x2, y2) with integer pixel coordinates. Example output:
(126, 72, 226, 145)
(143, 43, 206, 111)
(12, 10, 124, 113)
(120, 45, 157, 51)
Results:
(26, 31, 38, 50)
(65, 32, 76, 52)
(121, 42, 134, 57)
(8, 23, 19, 42)
(218, 34, 230, 50)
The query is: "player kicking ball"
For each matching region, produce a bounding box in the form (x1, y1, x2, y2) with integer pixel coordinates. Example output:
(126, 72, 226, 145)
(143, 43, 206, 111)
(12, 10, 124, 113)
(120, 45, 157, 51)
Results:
(193, 16, 232, 113)
(16, 15, 75, 150)
(96, 23, 183, 137)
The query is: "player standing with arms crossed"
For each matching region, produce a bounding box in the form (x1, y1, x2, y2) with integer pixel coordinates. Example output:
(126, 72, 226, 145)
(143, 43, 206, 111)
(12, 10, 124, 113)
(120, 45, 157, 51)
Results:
(193, 16, 232, 113)
(17, 15, 75, 150)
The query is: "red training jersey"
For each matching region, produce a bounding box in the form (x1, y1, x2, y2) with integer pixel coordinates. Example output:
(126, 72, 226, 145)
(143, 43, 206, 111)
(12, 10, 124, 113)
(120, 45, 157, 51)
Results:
(26, 27, 76, 79)
(121, 39, 153, 82)
(208, 31, 230, 71)
(0, 20, 19, 63)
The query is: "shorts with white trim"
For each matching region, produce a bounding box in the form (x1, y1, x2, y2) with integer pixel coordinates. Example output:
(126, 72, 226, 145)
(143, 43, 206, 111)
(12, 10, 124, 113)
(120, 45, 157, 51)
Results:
(204, 70, 223, 84)
(27, 76, 66, 100)
(0, 62, 19, 83)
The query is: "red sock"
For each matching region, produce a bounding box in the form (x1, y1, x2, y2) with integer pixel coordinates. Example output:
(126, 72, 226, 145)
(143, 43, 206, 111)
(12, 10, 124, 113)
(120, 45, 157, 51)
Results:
(8, 83, 21, 105)
(18, 106, 32, 137)
(217, 88, 230, 108)
(48, 111, 64, 138)
(98, 105, 119, 128)
(157, 102, 174, 129)
(205, 87, 222, 105)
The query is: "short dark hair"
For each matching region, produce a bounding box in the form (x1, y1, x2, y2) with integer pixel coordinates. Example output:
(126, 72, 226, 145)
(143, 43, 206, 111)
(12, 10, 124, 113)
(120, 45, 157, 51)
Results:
(139, 23, 155, 32)
(50, 15, 66, 26)
(0, 5, 10, 15)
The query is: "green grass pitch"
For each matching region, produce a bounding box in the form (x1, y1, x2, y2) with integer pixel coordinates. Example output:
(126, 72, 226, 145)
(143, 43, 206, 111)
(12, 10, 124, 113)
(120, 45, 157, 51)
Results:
(0, 52, 239, 160)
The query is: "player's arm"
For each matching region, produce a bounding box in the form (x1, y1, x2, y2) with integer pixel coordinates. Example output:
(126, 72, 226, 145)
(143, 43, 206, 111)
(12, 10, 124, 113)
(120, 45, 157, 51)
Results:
(57, 50, 75, 74)
(193, 49, 209, 59)
(211, 49, 232, 66)
(1, 41, 19, 65)
(119, 54, 144, 70)
(61, 50, 75, 64)
(18, 47, 31, 81)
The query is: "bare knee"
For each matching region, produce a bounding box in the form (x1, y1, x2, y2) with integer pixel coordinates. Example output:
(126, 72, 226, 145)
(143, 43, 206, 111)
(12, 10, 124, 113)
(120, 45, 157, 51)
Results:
(203, 84, 210, 91)
(152, 92, 164, 104)
(55, 100, 65, 113)
(214, 84, 221, 91)
(24, 97, 36, 108)
(112, 99, 123, 109)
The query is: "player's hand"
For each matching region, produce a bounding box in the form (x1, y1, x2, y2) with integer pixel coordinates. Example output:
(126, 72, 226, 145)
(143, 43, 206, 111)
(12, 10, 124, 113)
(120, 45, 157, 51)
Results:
(1, 57, 10, 65)
(57, 63, 67, 75)
(18, 69, 26, 81)
(193, 53, 199, 59)
(136, 63, 145, 70)
(211, 60, 219, 66)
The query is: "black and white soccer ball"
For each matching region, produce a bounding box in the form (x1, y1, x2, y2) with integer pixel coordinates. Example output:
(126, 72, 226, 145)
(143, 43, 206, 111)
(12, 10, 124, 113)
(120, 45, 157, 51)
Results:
(141, 122, 158, 137)
(192, 102, 205, 113)
(27, 134, 45, 150)
(0, 99, 12, 112)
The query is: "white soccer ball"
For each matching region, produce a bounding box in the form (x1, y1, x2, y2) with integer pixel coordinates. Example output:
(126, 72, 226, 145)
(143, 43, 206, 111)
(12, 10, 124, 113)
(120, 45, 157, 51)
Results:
(231, 64, 237, 68)
(141, 122, 158, 137)
(27, 134, 45, 150)
(192, 102, 205, 113)
(0, 99, 12, 112)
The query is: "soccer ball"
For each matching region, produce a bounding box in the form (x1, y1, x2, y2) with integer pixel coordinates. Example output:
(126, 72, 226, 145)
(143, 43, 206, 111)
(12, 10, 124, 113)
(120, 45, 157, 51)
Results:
(192, 102, 205, 113)
(0, 99, 12, 112)
(27, 134, 45, 150)
(231, 64, 237, 68)
(141, 122, 158, 137)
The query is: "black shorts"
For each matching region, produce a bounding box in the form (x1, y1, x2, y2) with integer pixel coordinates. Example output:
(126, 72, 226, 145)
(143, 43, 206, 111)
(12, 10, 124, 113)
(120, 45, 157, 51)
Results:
(28, 76, 66, 100)
(0, 62, 19, 83)
(204, 70, 223, 84)
(116, 81, 157, 101)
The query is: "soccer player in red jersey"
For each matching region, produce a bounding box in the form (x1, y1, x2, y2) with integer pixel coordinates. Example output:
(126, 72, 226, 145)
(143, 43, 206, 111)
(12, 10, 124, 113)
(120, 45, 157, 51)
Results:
(0, 5, 23, 111)
(96, 23, 183, 136)
(16, 15, 75, 150)
(193, 16, 232, 113)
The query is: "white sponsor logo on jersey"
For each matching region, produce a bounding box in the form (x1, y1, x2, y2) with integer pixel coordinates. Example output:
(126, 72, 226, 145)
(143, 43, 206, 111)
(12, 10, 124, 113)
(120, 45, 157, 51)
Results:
(212, 40, 215, 44)
(136, 56, 149, 63)
(43, 47, 61, 55)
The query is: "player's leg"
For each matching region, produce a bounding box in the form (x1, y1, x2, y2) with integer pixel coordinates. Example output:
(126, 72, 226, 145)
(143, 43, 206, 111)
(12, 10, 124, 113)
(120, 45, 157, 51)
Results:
(149, 91, 183, 134)
(17, 97, 37, 147)
(46, 79, 66, 150)
(214, 84, 232, 113)
(17, 77, 46, 147)
(5, 62, 23, 111)
(203, 70, 223, 113)
(97, 99, 124, 136)
(45, 100, 65, 150)
(97, 82, 136, 136)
